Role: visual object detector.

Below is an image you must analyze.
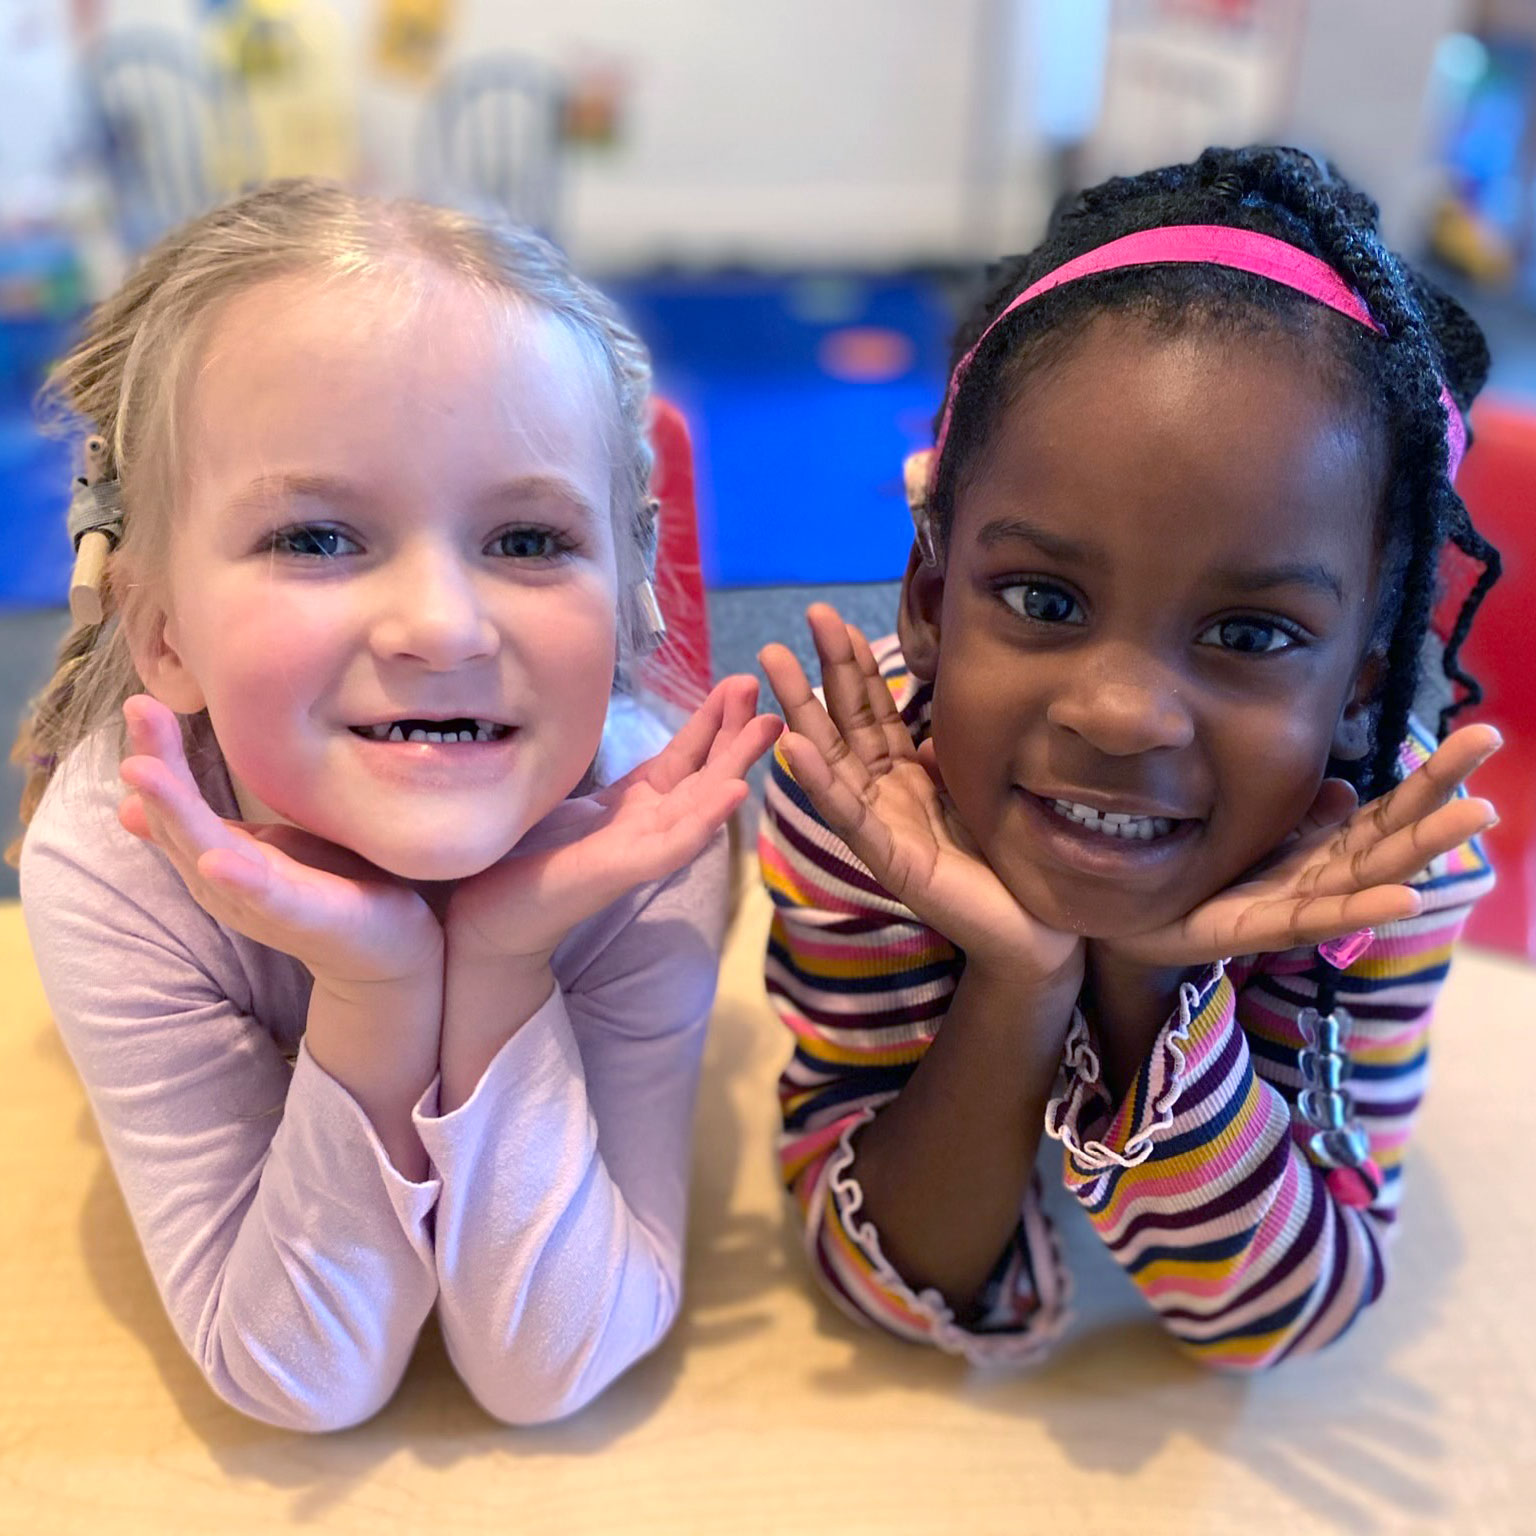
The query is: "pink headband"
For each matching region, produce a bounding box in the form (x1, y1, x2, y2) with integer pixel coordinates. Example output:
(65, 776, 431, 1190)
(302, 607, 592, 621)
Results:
(930, 224, 1467, 485)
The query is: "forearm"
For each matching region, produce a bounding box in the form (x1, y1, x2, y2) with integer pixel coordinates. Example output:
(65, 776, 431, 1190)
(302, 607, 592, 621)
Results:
(304, 957, 444, 1182)
(439, 945, 557, 1114)
(1052, 962, 1392, 1370)
(851, 961, 1080, 1315)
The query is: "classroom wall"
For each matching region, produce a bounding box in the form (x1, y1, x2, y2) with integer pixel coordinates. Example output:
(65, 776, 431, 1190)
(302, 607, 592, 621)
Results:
(89, 0, 1466, 268)
(96, 0, 1052, 268)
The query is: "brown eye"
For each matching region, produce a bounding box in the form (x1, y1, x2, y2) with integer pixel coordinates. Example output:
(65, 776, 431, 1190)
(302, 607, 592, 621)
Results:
(1001, 581, 1084, 625)
(1199, 617, 1299, 653)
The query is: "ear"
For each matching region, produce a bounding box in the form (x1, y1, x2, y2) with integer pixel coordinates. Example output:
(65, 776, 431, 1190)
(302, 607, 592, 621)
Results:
(1331, 649, 1386, 762)
(124, 601, 207, 716)
(897, 541, 945, 682)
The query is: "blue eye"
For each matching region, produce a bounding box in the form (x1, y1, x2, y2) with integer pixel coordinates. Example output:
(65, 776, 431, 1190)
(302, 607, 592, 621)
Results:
(1000, 581, 1085, 625)
(490, 526, 571, 561)
(1199, 617, 1302, 653)
(268, 524, 359, 559)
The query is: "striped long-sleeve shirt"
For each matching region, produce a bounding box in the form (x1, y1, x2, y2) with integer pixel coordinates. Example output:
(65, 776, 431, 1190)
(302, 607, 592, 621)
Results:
(760, 635, 1493, 1370)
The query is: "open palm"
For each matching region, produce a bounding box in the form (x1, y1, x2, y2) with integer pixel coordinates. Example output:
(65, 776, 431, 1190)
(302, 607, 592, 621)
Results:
(760, 604, 1079, 982)
(447, 675, 782, 965)
(1116, 724, 1501, 967)
(117, 694, 441, 987)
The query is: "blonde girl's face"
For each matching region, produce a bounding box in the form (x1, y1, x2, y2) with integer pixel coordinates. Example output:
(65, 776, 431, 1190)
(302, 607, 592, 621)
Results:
(139, 270, 622, 881)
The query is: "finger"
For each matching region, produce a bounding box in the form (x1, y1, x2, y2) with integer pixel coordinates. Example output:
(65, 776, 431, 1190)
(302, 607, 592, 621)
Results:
(777, 730, 897, 873)
(197, 844, 270, 894)
(120, 752, 245, 871)
(697, 711, 783, 784)
(1197, 884, 1415, 959)
(1296, 777, 1358, 839)
(806, 604, 900, 775)
(1310, 796, 1497, 898)
(123, 695, 197, 791)
(619, 678, 734, 794)
(524, 778, 751, 926)
(122, 788, 208, 896)
(116, 791, 152, 843)
(847, 625, 917, 766)
(705, 674, 759, 768)
(1259, 886, 1424, 950)
(758, 642, 872, 794)
(1339, 724, 1502, 854)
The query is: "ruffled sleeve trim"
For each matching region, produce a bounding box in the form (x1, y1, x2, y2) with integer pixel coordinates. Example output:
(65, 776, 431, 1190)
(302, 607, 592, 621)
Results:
(1044, 970, 1227, 1172)
(815, 1108, 1071, 1366)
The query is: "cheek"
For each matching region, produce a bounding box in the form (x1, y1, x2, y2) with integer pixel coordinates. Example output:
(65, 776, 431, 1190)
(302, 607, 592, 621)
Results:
(1209, 698, 1343, 861)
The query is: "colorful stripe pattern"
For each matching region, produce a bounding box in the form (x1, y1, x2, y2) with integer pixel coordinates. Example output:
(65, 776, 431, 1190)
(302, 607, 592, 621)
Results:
(760, 635, 1493, 1368)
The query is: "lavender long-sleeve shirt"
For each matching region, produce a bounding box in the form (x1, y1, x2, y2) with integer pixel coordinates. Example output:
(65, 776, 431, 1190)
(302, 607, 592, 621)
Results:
(19, 726, 728, 1431)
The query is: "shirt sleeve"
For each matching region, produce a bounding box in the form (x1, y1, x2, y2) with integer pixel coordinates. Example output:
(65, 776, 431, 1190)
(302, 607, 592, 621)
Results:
(1043, 835, 1495, 1371)
(415, 831, 728, 1425)
(761, 749, 1072, 1364)
(19, 819, 440, 1433)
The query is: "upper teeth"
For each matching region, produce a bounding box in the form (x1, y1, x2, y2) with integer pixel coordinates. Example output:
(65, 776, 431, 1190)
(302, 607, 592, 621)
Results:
(355, 719, 506, 744)
(1050, 799, 1175, 840)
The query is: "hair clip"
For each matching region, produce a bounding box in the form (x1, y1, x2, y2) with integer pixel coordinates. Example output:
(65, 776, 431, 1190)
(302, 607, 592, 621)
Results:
(66, 436, 122, 626)
(903, 449, 939, 567)
(633, 576, 667, 653)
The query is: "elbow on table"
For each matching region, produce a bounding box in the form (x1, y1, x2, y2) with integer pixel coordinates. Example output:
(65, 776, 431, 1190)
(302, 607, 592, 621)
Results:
(455, 1293, 681, 1427)
(458, 1348, 653, 1427)
(202, 1337, 406, 1435)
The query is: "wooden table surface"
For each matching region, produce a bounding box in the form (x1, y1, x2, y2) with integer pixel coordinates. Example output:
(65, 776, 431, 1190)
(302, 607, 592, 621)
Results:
(2, 878, 1534, 1536)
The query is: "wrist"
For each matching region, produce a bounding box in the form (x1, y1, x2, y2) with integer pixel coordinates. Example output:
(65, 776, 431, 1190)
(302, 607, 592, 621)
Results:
(439, 948, 558, 1114)
(963, 948, 1082, 1009)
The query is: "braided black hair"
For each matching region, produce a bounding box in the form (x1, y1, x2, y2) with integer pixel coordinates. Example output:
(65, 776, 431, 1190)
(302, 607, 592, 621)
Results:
(930, 145, 1501, 802)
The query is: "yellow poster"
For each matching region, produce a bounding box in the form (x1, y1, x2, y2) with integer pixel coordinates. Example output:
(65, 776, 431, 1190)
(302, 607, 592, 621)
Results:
(375, 0, 454, 85)
(207, 0, 357, 181)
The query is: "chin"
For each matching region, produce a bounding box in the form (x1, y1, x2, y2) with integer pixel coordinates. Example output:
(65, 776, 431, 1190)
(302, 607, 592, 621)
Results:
(1001, 871, 1185, 943)
(353, 837, 513, 883)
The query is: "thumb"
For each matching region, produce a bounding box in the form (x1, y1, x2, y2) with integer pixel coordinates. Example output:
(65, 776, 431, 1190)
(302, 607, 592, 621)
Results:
(1298, 777, 1359, 838)
(915, 738, 948, 796)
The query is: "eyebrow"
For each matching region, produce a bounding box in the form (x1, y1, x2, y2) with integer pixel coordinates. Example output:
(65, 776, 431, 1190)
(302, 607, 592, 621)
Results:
(222, 472, 602, 524)
(975, 515, 1345, 605)
(975, 516, 1100, 564)
(1211, 560, 1346, 605)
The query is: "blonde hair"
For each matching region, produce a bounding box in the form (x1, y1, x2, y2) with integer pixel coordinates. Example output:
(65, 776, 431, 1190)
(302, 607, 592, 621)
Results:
(8, 179, 660, 866)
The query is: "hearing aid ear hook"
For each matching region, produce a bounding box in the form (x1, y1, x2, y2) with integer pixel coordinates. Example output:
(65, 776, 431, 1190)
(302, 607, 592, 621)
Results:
(903, 450, 939, 568)
(68, 436, 123, 627)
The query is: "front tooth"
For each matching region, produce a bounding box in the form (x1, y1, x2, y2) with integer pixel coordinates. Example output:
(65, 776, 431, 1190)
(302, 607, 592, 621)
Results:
(408, 728, 428, 742)
(425, 731, 443, 742)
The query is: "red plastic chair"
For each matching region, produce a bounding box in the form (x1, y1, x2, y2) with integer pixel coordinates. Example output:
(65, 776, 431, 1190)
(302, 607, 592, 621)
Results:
(1451, 396, 1536, 960)
(643, 398, 713, 711)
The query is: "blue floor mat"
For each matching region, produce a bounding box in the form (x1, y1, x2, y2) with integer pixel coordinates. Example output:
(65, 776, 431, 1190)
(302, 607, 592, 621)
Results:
(0, 416, 73, 610)
(611, 273, 953, 589)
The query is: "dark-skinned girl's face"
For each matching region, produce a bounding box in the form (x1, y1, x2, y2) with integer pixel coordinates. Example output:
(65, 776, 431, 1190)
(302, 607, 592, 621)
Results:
(901, 312, 1387, 939)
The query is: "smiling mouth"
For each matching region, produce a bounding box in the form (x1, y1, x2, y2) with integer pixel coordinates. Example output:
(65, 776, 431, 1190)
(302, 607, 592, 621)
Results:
(349, 717, 513, 744)
(1038, 795, 1194, 843)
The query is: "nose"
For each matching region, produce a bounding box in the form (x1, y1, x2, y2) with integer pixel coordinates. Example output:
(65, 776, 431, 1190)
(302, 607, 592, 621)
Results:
(368, 542, 499, 670)
(1045, 643, 1195, 756)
